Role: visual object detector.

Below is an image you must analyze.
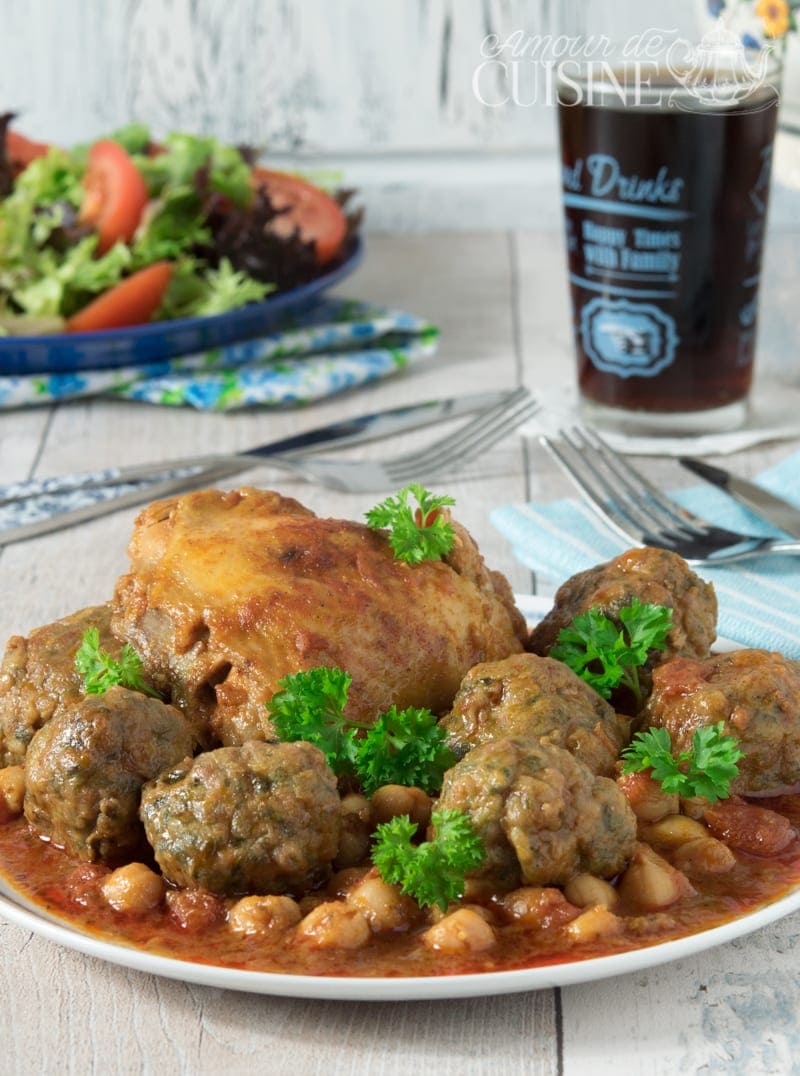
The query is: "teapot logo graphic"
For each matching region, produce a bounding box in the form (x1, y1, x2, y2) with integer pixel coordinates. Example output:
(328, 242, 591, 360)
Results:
(665, 24, 776, 111)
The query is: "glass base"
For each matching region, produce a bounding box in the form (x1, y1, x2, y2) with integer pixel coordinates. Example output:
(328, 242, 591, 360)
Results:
(578, 397, 749, 437)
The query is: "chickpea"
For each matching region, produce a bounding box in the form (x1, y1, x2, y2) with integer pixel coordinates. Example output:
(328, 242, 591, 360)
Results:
(423, 907, 496, 953)
(563, 874, 618, 910)
(371, 785, 433, 829)
(346, 869, 417, 933)
(101, 863, 165, 915)
(671, 837, 736, 876)
(335, 793, 373, 868)
(296, 901, 371, 949)
(327, 867, 370, 899)
(228, 895, 302, 937)
(563, 905, 623, 943)
(642, 814, 709, 849)
(0, 766, 25, 822)
(616, 771, 679, 822)
(497, 887, 580, 928)
(617, 843, 695, 912)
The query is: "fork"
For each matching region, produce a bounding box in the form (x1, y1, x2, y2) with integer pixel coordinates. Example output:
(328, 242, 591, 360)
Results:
(0, 388, 538, 546)
(540, 424, 800, 565)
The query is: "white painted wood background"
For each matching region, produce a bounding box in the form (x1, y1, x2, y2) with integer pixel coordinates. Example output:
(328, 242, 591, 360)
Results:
(5, 0, 798, 230)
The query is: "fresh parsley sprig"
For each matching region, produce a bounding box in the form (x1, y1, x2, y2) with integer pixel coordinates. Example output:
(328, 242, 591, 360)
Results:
(267, 668, 455, 793)
(372, 808, 485, 911)
(75, 628, 160, 698)
(354, 706, 456, 796)
(621, 723, 744, 803)
(365, 484, 456, 565)
(550, 599, 673, 707)
(268, 667, 357, 779)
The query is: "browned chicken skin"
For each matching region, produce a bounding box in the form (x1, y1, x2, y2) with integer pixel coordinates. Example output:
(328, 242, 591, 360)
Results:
(112, 487, 528, 747)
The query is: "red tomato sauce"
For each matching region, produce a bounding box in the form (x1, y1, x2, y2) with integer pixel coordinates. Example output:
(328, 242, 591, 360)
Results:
(2, 812, 800, 979)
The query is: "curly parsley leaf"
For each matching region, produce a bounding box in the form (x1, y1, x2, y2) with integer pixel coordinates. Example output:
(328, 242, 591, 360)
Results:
(353, 706, 456, 796)
(620, 722, 743, 803)
(365, 484, 456, 565)
(75, 628, 160, 698)
(267, 667, 357, 779)
(550, 599, 673, 707)
(372, 809, 485, 911)
(268, 669, 454, 793)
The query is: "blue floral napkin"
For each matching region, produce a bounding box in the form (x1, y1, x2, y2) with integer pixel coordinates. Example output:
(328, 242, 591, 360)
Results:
(0, 298, 439, 411)
(491, 450, 800, 659)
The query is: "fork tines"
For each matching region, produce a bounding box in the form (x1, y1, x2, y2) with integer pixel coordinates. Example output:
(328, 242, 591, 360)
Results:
(540, 425, 727, 553)
(384, 387, 538, 487)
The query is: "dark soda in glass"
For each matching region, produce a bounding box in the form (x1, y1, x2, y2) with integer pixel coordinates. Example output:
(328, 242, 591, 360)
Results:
(558, 72, 779, 433)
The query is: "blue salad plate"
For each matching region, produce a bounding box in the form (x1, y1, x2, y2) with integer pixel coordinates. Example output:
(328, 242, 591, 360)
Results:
(0, 239, 364, 376)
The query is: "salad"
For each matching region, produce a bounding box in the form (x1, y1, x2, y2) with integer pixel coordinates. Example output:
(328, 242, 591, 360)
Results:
(0, 117, 360, 334)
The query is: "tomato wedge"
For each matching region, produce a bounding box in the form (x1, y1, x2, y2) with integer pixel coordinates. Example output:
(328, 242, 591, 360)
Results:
(6, 130, 51, 173)
(251, 167, 347, 265)
(80, 140, 148, 254)
(66, 262, 172, 333)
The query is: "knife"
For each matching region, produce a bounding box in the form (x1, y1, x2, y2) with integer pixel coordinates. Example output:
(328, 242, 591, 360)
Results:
(0, 392, 507, 546)
(679, 456, 800, 540)
(0, 391, 508, 508)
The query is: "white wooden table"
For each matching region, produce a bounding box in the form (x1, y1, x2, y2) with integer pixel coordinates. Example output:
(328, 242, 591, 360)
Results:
(1, 232, 799, 1076)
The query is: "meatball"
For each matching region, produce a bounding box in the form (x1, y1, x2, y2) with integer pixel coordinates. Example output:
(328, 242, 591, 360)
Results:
(24, 686, 193, 862)
(438, 738, 636, 891)
(643, 649, 800, 795)
(0, 604, 145, 767)
(528, 548, 717, 709)
(140, 740, 341, 896)
(441, 653, 631, 776)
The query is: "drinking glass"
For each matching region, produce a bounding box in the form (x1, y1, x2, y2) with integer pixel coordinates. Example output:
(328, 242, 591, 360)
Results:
(556, 7, 782, 434)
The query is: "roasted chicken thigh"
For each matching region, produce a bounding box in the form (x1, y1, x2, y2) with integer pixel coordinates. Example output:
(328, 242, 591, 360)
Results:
(112, 487, 528, 746)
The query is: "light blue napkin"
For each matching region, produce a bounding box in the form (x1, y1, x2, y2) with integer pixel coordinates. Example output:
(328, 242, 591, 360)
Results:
(0, 298, 438, 411)
(491, 451, 800, 658)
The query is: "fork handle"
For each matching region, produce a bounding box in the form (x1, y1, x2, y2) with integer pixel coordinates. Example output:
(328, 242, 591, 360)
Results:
(699, 538, 800, 565)
(0, 460, 249, 547)
(0, 454, 260, 507)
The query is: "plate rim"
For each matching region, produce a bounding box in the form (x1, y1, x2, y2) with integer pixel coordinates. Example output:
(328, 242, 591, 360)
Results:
(0, 238, 364, 376)
(1, 593, 797, 1001)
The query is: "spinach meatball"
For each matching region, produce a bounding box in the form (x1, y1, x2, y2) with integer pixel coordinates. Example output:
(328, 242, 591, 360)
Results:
(0, 604, 147, 767)
(643, 649, 800, 796)
(24, 686, 193, 863)
(140, 740, 341, 896)
(528, 548, 717, 711)
(438, 738, 636, 891)
(441, 653, 631, 776)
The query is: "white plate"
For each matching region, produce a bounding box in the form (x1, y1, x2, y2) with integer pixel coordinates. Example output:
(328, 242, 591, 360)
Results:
(1, 594, 798, 1001)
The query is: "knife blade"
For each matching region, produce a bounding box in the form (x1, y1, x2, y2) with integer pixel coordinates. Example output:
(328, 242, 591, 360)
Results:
(679, 456, 800, 540)
(0, 391, 508, 508)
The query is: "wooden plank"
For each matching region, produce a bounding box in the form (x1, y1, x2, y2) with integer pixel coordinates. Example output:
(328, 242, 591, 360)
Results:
(560, 917, 800, 1075)
(0, 929, 559, 1075)
(0, 0, 557, 151)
